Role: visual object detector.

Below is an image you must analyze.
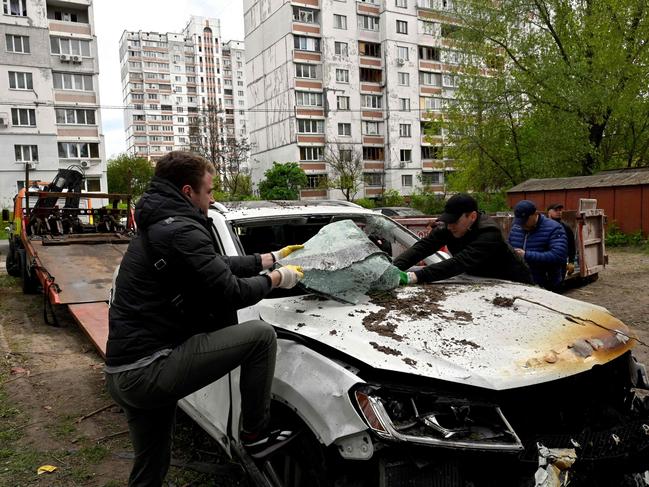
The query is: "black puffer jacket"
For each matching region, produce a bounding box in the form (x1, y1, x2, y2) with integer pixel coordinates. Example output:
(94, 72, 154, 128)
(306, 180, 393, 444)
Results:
(394, 214, 533, 284)
(106, 177, 271, 366)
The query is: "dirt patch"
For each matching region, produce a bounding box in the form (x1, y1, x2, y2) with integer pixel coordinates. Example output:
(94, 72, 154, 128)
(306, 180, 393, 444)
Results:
(369, 342, 402, 356)
(493, 295, 516, 307)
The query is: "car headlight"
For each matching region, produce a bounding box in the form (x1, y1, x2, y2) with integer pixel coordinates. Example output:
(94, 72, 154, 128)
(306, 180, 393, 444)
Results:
(352, 385, 523, 452)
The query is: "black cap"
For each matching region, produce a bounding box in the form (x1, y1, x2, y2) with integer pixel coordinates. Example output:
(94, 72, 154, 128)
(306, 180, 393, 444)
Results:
(547, 203, 564, 211)
(438, 194, 478, 223)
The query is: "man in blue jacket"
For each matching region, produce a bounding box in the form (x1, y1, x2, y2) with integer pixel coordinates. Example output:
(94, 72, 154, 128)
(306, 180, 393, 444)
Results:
(508, 200, 568, 291)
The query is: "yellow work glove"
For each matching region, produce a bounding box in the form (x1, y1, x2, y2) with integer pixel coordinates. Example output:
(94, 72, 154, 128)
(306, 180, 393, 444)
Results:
(276, 265, 304, 289)
(566, 263, 575, 275)
(272, 244, 304, 262)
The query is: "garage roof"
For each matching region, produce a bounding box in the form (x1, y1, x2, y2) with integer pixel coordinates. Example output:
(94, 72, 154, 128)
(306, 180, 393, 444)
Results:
(507, 168, 649, 192)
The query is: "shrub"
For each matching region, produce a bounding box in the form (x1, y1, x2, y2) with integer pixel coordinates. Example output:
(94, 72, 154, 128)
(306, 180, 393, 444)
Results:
(354, 198, 376, 209)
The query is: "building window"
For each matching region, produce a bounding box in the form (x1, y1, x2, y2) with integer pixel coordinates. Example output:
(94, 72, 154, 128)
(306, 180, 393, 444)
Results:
(52, 9, 81, 22)
(58, 142, 100, 159)
(5, 34, 30, 53)
(359, 68, 381, 83)
(420, 71, 442, 86)
(53, 72, 94, 91)
(339, 149, 352, 161)
(293, 6, 316, 23)
(396, 20, 408, 34)
(399, 98, 410, 111)
(14, 145, 38, 162)
(364, 173, 384, 187)
(402, 174, 413, 186)
(85, 178, 101, 192)
(50, 37, 91, 56)
(294, 36, 321, 52)
(397, 46, 409, 61)
(11, 108, 36, 126)
(334, 14, 347, 29)
(3, 0, 27, 16)
(55, 108, 96, 125)
(296, 91, 323, 107)
(361, 94, 382, 109)
(338, 123, 351, 136)
(422, 171, 442, 185)
(337, 96, 350, 110)
(8, 71, 32, 90)
(421, 20, 440, 36)
(419, 46, 441, 61)
(300, 146, 324, 161)
(400, 149, 412, 162)
(399, 124, 411, 137)
(358, 41, 381, 58)
(358, 14, 379, 31)
(362, 121, 381, 135)
(306, 174, 327, 189)
(335, 69, 349, 83)
(422, 96, 442, 110)
(443, 73, 459, 87)
(363, 146, 384, 160)
(398, 72, 409, 86)
(421, 146, 443, 159)
(396, 0, 407, 7)
(334, 41, 348, 57)
(297, 119, 324, 133)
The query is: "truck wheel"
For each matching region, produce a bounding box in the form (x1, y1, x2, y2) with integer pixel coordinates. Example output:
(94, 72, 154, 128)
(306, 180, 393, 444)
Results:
(5, 238, 21, 277)
(18, 249, 38, 294)
(260, 427, 330, 487)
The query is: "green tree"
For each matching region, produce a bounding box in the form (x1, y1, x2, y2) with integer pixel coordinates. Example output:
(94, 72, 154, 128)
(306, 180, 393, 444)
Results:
(379, 189, 405, 207)
(258, 162, 307, 200)
(444, 0, 649, 191)
(324, 144, 364, 201)
(106, 153, 154, 199)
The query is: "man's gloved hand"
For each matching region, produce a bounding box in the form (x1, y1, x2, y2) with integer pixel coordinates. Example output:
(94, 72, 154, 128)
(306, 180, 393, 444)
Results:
(271, 245, 304, 262)
(567, 263, 575, 275)
(398, 271, 417, 286)
(276, 265, 304, 289)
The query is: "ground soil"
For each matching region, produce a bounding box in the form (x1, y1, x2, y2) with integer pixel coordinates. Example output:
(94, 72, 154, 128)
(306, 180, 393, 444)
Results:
(1, 245, 648, 486)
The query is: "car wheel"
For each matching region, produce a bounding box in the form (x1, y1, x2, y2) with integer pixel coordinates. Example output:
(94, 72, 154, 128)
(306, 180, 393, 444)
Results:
(5, 238, 21, 277)
(260, 429, 330, 487)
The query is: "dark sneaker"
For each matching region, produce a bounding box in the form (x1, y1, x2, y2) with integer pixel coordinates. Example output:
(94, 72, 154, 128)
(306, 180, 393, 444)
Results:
(241, 428, 297, 459)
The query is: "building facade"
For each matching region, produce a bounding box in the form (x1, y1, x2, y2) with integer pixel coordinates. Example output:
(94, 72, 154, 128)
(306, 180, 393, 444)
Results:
(119, 17, 248, 163)
(244, 0, 457, 200)
(0, 0, 107, 208)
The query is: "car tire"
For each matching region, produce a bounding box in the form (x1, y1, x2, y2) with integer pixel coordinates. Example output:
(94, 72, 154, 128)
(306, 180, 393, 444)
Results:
(5, 238, 21, 277)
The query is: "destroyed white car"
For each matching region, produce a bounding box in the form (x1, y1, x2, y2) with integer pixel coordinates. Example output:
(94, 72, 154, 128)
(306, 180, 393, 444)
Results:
(179, 201, 649, 487)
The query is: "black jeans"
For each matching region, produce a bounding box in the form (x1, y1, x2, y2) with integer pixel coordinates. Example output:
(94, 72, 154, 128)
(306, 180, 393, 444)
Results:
(105, 320, 277, 487)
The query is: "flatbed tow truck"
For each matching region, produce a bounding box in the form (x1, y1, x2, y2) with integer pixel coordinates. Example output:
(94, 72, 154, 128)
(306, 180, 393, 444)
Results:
(4, 168, 133, 357)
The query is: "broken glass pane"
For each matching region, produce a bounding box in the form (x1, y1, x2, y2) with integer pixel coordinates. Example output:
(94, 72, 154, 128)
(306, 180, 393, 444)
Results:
(279, 219, 401, 303)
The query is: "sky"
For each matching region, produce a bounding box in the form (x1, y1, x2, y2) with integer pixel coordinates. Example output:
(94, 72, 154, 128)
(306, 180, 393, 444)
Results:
(93, 0, 245, 159)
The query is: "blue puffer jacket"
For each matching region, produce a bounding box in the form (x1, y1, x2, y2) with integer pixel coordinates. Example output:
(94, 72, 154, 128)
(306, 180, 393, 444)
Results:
(508, 214, 568, 289)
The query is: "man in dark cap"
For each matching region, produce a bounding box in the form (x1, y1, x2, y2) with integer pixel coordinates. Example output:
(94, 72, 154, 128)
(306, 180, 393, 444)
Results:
(547, 203, 576, 278)
(508, 200, 568, 291)
(394, 194, 532, 285)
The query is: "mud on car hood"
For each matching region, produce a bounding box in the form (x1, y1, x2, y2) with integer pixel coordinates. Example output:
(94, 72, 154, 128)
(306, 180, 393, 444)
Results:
(258, 281, 635, 390)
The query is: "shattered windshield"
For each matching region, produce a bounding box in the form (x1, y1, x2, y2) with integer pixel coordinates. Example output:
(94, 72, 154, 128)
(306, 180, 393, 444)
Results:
(230, 212, 441, 302)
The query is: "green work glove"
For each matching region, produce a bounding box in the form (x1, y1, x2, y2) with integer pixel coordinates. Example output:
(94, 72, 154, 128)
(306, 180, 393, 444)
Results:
(272, 244, 304, 262)
(399, 271, 409, 286)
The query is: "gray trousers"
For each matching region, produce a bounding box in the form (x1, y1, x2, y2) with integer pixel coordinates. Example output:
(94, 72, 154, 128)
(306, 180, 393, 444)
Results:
(105, 320, 277, 487)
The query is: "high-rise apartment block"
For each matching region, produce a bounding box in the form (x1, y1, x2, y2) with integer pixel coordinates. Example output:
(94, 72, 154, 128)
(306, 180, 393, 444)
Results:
(0, 0, 107, 208)
(244, 0, 457, 199)
(119, 17, 248, 162)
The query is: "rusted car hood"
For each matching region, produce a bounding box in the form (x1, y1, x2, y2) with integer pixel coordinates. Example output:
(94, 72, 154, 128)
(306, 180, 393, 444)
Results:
(258, 281, 635, 390)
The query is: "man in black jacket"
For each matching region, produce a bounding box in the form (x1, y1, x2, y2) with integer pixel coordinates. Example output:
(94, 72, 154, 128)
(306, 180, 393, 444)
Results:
(394, 194, 532, 285)
(105, 152, 304, 486)
(547, 203, 576, 278)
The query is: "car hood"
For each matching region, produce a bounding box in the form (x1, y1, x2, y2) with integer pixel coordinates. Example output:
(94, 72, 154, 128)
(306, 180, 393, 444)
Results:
(258, 280, 635, 390)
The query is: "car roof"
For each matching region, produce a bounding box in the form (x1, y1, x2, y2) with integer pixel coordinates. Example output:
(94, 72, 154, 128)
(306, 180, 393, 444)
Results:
(209, 200, 375, 221)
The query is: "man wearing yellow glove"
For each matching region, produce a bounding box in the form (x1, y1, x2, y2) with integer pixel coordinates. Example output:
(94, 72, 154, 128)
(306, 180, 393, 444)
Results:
(106, 152, 306, 485)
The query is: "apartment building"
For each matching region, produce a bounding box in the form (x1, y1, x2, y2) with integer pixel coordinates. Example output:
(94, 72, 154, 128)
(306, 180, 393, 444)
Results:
(244, 0, 458, 200)
(119, 17, 248, 163)
(0, 0, 107, 208)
